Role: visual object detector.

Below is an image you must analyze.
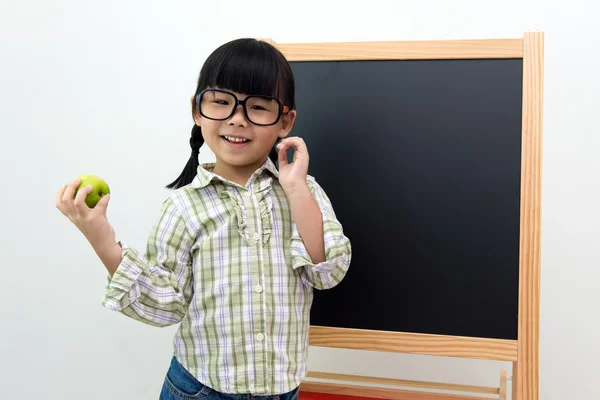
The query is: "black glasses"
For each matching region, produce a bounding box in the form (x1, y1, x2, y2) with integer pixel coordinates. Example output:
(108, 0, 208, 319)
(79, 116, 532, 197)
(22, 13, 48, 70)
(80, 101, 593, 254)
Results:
(196, 89, 290, 126)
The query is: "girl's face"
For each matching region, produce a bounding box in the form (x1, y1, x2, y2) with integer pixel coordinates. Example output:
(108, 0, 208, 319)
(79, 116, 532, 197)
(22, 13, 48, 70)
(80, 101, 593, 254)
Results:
(192, 88, 296, 173)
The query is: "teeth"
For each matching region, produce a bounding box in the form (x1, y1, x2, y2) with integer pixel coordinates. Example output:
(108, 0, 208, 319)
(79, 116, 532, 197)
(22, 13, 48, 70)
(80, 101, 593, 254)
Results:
(225, 136, 248, 143)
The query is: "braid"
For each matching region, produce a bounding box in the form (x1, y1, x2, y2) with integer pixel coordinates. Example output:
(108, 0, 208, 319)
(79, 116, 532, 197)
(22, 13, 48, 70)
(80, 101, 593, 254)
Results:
(165, 125, 204, 189)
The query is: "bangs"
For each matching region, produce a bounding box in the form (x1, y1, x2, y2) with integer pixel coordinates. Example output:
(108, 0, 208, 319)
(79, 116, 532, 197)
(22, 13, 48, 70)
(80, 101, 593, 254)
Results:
(196, 39, 294, 108)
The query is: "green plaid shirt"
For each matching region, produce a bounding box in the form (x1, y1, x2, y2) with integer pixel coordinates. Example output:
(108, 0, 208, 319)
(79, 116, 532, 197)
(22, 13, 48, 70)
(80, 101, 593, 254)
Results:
(102, 158, 351, 395)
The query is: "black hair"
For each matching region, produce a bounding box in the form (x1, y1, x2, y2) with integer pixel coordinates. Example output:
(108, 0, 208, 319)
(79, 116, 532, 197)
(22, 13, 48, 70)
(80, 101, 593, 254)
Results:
(165, 38, 296, 189)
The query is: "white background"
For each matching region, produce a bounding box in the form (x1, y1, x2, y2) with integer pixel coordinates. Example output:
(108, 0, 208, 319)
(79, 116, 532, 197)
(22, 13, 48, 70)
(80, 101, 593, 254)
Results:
(1, 0, 598, 399)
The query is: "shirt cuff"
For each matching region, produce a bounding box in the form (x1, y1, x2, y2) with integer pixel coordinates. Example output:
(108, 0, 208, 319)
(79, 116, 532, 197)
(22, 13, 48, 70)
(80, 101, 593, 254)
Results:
(290, 228, 339, 273)
(102, 243, 144, 310)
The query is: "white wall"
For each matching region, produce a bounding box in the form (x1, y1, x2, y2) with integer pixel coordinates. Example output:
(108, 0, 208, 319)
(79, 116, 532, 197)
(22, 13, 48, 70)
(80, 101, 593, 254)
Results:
(1, 0, 598, 399)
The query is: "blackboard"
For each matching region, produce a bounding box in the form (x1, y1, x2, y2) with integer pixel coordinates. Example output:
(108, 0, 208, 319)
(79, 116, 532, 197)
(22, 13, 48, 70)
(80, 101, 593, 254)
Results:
(290, 58, 523, 341)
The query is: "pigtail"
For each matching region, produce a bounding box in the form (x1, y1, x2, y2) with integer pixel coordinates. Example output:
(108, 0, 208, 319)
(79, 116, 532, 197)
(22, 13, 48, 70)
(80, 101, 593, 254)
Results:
(165, 125, 204, 189)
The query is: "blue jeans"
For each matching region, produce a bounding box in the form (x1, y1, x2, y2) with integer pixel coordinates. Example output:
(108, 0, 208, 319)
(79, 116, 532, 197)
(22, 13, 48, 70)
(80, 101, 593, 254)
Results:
(160, 356, 300, 400)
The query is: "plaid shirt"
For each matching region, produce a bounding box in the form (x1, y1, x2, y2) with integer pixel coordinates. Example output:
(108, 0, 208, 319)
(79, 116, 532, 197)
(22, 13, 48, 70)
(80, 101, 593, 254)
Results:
(102, 158, 351, 395)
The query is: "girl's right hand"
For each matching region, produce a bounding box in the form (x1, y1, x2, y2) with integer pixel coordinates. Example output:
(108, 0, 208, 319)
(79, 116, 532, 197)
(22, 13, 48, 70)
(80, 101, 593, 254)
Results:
(56, 177, 116, 251)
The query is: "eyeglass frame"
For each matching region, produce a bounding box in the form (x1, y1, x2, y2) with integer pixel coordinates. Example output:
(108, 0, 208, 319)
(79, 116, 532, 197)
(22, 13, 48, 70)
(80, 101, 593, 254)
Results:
(195, 89, 291, 126)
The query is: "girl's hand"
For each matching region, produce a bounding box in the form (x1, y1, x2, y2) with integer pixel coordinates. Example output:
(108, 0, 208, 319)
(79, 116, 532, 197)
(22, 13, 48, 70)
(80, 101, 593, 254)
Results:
(277, 136, 309, 195)
(56, 177, 116, 251)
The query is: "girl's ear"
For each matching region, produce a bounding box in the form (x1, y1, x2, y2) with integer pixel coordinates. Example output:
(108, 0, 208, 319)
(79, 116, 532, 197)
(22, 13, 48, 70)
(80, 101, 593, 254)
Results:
(191, 95, 202, 126)
(279, 110, 297, 138)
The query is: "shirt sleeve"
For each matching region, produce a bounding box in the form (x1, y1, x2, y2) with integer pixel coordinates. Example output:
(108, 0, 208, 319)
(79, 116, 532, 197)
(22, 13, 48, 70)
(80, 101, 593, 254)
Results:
(101, 196, 194, 327)
(290, 176, 352, 290)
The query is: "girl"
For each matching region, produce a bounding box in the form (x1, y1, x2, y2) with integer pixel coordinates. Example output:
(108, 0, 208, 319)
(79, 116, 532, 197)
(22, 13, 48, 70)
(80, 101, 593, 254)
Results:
(56, 38, 351, 400)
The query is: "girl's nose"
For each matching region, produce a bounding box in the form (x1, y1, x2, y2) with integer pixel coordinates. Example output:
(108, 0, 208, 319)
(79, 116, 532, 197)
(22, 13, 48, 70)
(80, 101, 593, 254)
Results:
(227, 104, 249, 127)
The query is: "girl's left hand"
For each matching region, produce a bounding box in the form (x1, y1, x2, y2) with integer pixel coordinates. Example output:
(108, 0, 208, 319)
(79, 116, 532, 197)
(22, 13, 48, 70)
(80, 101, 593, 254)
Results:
(277, 136, 309, 194)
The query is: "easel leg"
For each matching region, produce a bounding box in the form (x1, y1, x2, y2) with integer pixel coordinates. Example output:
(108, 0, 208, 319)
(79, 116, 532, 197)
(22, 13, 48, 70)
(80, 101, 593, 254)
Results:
(514, 30, 543, 400)
(512, 361, 518, 400)
(500, 369, 507, 400)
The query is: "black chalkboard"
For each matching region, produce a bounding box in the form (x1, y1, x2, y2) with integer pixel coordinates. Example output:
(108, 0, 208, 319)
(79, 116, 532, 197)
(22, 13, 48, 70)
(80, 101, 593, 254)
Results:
(290, 58, 523, 340)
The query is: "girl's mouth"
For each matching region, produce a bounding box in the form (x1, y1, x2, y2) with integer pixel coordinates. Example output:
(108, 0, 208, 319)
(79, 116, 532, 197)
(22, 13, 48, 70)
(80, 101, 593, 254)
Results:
(222, 135, 251, 148)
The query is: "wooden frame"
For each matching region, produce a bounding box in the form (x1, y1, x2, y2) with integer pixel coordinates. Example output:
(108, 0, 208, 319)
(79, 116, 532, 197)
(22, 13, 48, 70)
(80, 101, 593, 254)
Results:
(300, 368, 508, 400)
(266, 31, 543, 400)
(308, 326, 518, 361)
(272, 39, 523, 61)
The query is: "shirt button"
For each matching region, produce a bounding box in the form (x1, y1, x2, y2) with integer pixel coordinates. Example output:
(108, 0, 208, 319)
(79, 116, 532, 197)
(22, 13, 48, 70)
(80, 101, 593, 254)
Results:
(253, 232, 260, 241)
(245, 191, 251, 197)
(249, 384, 255, 392)
(255, 285, 263, 293)
(256, 333, 264, 341)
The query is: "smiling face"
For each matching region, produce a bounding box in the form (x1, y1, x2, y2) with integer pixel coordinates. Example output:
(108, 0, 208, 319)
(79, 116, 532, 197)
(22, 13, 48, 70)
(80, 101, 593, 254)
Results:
(192, 88, 296, 175)
(186, 38, 297, 181)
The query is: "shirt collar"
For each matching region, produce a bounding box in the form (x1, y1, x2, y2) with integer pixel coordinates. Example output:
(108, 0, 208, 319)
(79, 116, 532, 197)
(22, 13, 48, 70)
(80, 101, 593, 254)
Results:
(191, 157, 279, 189)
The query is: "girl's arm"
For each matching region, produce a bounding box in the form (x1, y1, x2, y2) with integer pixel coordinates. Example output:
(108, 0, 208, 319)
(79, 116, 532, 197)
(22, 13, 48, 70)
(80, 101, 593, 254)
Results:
(56, 180, 193, 327)
(277, 137, 352, 290)
(288, 177, 352, 290)
(285, 183, 326, 264)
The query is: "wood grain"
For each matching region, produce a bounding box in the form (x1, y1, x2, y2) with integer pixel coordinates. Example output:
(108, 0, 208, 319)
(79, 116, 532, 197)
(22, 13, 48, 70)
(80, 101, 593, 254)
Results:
(306, 372, 499, 395)
(300, 382, 494, 400)
(309, 326, 518, 361)
(273, 39, 523, 61)
(515, 30, 544, 400)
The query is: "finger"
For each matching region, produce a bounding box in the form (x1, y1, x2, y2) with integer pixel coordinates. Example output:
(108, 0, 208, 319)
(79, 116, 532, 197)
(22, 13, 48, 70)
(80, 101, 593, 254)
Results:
(277, 137, 302, 153)
(276, 141, 291, 153)
(62, 177, 81, 203)
(93, 194, 110, 217)
(277, 146, 289, 168)
(56, 184, 67, 208)
(58, 181, 79, 216)
(281, 136, 304, 147)
(281, 137, 308, 164)
(73, 184, 93, 216)
(281, 137, 307, 155)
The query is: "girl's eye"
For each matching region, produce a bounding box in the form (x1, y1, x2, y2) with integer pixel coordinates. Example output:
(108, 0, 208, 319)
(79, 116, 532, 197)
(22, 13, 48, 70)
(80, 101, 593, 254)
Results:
(250, 105, 267, 111)
(213, 100, 229, 106)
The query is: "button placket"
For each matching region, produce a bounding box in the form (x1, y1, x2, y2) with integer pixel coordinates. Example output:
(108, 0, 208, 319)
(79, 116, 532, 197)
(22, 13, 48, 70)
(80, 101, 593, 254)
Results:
(243, 183, 267, 393)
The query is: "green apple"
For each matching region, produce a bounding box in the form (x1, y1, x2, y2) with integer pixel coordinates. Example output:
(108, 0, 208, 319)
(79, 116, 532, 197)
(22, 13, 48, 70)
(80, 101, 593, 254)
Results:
(74, 174, 110, 208)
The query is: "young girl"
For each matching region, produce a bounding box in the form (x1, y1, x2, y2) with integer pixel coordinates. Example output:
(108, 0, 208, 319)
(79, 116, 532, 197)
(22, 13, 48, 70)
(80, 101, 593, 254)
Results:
(55, 38, 351, 400)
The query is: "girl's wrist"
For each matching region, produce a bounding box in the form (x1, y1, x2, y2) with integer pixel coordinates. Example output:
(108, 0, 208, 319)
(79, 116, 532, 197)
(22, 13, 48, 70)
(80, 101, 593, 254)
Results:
(282, 181, 310, 200)
(92, 240, 122, 276)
